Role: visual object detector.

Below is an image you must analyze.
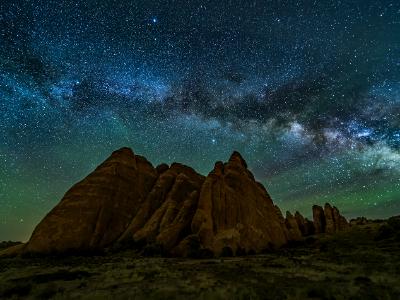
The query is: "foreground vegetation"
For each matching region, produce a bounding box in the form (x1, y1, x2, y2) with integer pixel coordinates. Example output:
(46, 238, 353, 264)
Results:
(1, 218, 399, 299)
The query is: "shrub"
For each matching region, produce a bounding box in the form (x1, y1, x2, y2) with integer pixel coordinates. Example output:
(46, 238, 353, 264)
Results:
(387, 216, 400, 231)
(375, 224, 395, 241)
(0, 282, 32, 298)
(220, 246, 233, 257)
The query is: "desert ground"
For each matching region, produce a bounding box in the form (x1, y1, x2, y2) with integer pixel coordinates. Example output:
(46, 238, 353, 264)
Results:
(1, 219, 399, 300)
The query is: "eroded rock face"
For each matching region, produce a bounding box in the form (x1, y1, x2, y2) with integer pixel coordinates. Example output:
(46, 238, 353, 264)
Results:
(313, 205, 326, 234)
(312, 203, 348, 235)
(294, 211, 315, 236)
(324, 203, 336, 234)
(25, 148, 158, 254)
(16, 148, 349, 257)
(335, 207, 350, 231)
(130, 164, 204, 252)
(191, 152, 289, 255)
(0, 243, 25, 258)
(325, 203, 350, 233)
(285, 212, 303, 241)
(118, 163, 204, 252)
(350, 217, 369, 226)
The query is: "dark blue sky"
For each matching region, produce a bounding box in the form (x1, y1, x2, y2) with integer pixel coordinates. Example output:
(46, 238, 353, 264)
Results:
(0, 0, 399, 241)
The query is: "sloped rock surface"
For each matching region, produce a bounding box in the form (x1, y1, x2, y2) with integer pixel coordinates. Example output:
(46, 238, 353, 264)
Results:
(285, 212, 303, 241)
(312, 203, 348, 235)
(313, 205, 326, 234)
(191, 152, 289, 255)
(129, 164, 204, 251)
(324, 203, 349, 233)
(25, 148, 158, 254)
(0, 243, 26, 258)
(16, 148, 350, 257)
(118, 163, 204, 250)
(324, 203, 336, 234)
(294, 211, 315, 236)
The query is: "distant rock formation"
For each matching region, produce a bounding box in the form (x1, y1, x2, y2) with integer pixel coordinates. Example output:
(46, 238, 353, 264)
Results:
(1, 148, 350, 258)
(313, 205, 326, 234)
(285, 212, 303, 241)
(311, 204, 349, 235)
(350, 217, 369, 226)
(294, 211, 315, 236)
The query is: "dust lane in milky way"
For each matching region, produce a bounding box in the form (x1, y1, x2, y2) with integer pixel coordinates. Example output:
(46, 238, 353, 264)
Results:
(0, 0, 399, 241)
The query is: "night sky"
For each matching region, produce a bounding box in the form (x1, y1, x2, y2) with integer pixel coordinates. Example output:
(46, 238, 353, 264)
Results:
(1, 0, 399, 241)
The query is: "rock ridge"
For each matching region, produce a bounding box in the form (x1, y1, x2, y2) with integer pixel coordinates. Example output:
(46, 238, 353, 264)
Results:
(3, 148, 349, 257)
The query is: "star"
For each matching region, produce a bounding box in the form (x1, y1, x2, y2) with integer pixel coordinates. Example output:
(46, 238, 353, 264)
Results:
(0, 0, 398, 241)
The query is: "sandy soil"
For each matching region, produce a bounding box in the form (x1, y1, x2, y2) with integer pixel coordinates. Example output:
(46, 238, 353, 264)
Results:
(1, 221, 399, 299)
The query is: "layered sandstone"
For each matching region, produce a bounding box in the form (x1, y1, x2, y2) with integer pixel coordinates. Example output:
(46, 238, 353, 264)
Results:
(191, 152, 289, 255)
(285, 212, 303, 241)
(294, 211, 315, 236)
(312, 204, 349, 235)
(3, 148, 349, 257)
(25, 148, 158, 254)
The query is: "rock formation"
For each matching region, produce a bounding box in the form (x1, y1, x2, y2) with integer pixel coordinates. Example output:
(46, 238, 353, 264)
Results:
(313, 205, 326, 234)
(335, 207, 350, 231)
(191, 152, 289, 255)
(25, 148, 159, 254)
(285, 212, 303, 241)
(119, 163, 205, 253)
(294, 211, 315, 236)
(350, 217, 369, 226)
(312, 203, 349, 235)
(1, 148, 350, 258)
(324, 203, 336, 234)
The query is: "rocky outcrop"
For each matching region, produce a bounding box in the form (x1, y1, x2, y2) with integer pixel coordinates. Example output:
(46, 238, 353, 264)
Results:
(25, 148, 158, 254)
(325, 203, 350, 233)
(191, 152, 289, 255)
(312, 203, 348, 235)
(335, 207, 350, 231)
(118, 163, 204, 252)
(127, 164, 204, 252)
(6, 148, 349, 257)
(350, 217, 369, 226)
(285, 212, 303, 241)
(313, 205, 326, 234)
(0, 243, 25, 258)
(324, 203, 336, 234)
(294, 211, 315, 236)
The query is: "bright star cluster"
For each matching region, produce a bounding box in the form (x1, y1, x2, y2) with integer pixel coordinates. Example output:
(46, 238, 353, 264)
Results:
(0, 0, 399, 241)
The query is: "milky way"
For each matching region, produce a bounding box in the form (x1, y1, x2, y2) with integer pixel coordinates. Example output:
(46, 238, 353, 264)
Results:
(0, 0, 399, 241)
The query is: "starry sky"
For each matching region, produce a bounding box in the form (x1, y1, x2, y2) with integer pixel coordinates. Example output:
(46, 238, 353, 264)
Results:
(1, 0, 399, 241)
